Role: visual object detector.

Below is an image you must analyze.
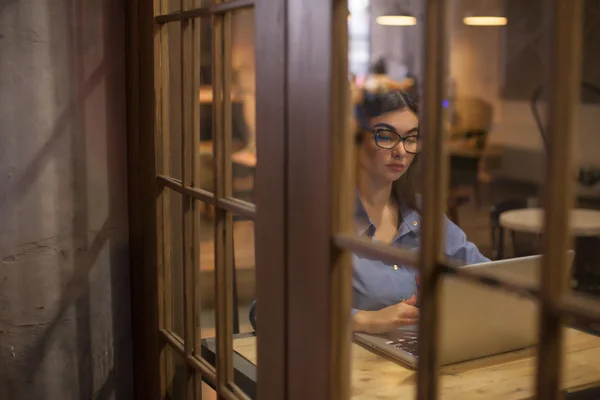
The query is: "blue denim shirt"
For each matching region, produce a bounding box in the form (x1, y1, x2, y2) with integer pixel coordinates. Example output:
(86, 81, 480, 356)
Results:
(352, 196, 489, 315)
(247, 196, 490, 331)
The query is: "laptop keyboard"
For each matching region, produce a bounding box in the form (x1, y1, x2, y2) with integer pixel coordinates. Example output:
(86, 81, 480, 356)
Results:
(385, 335, 419, 357)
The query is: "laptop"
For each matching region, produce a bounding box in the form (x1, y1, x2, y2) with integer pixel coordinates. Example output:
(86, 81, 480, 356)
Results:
(354, 252, 575, 367)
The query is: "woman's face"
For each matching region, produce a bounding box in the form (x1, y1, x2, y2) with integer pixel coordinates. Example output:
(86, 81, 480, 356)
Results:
(357, 109, 419, 184)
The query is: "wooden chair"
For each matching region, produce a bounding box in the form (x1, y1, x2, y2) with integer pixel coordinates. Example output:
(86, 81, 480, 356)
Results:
(446, 97, 496, 221)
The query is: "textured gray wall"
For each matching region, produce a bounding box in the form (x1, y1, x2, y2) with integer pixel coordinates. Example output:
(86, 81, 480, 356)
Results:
(0, 0, 132, 399)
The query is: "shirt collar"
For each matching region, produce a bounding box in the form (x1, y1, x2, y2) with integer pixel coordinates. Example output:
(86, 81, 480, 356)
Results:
(354, 192, 420, 239)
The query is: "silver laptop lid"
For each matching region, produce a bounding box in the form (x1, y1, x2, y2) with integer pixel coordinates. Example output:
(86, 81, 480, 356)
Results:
(437, 252, 575, 365)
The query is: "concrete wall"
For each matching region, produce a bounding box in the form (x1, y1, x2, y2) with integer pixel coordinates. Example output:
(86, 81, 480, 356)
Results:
(0, 0, 132, 399)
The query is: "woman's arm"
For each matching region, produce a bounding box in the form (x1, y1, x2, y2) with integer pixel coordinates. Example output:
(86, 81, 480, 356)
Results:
(444, 216, 490, 264)
(250, 302, 417, 334)
(352, 297, 419, 334)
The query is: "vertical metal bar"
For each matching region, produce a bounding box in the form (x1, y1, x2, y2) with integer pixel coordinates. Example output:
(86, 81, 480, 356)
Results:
(535, 1, 583, 398)
(329, 1, 352, 399)
(417, 0, 448, 398)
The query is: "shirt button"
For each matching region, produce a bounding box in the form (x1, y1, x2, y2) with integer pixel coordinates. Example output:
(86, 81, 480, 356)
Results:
(393, 265, 399, 270)
(412, 220, 418, 226)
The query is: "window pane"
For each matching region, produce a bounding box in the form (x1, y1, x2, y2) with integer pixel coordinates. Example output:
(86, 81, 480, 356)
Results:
(228, 8, 256, 203)
(165, 189, 184, 340)
(232, 218, 256, 335)
(166, 21, 183, 181)
(196, 15, 215, 193)
(193, 211, 256, 338)
(165, 0, 181, 14)
(193, 0, 211, 7)
(197, 203, 216, 341)
(193, 206, 257, 398)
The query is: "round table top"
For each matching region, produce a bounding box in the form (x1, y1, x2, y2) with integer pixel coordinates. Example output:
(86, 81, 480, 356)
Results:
(499, 208, 600, 236)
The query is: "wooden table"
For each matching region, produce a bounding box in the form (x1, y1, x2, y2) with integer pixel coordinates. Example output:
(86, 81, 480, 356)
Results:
(201, 328, 600, 399)
(500, 208, 600, 236)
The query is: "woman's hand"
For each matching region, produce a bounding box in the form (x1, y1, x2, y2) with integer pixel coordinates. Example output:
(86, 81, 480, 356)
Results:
(353, 295, 419, 334)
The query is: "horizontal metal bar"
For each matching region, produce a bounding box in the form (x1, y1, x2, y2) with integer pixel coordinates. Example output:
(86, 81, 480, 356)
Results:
(211, 0, 254, 14)
(217, 197, 256, 219)
(333, 233, 418, 269)
(558, 292, 600, 325)
(157, 175, 216, 204)
(155, 8, 210, 24)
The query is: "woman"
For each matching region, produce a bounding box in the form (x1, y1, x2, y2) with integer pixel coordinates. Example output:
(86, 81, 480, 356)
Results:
(248, 90, 488, 334)
(351, 89, 488, 334)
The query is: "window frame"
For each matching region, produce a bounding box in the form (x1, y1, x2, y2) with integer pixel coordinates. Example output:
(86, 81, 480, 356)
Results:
(126, 0, 600, 399)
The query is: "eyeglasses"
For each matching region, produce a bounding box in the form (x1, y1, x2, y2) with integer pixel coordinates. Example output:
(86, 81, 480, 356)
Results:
(371, 128, 422, 154)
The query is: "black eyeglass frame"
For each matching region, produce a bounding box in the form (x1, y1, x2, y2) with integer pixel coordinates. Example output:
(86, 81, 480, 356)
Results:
(367, 127, 422, 154)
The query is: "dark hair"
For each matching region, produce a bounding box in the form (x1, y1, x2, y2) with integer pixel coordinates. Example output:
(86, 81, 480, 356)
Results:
(369, 58, 388, 75)
(354, 90, 421, 213)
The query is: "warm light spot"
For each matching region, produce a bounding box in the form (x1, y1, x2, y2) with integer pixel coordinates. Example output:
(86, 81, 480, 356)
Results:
(376, 15, 417, 26)
(463, 16, 507, 26)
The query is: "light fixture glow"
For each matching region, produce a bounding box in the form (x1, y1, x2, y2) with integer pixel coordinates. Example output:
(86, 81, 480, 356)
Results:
(463, 16, 507, 26)
(376, 15, 417, 26)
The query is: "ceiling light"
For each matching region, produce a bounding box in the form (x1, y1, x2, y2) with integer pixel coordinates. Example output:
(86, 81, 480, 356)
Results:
(463, 16, 507, 26)
(376, 15, 416, 26)
(463, 0, 507, 26)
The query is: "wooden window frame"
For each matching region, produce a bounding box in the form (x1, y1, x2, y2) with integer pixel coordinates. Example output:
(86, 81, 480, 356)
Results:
(153, 0, 258, 399)
(126, 0, 600, 399)
(290, 0, 600, 399)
